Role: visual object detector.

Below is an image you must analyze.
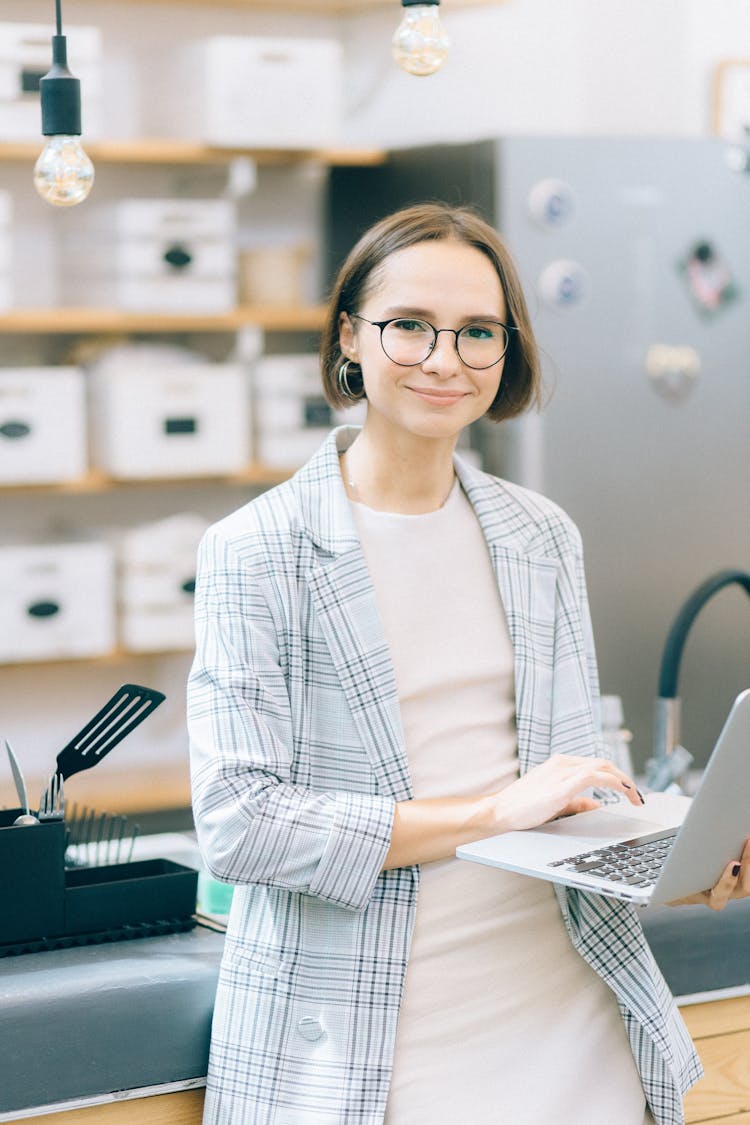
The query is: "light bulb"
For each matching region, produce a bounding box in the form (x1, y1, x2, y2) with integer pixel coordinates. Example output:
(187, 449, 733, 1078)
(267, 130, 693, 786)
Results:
(34, 134, 94, 207)
(392, 2, 450, 77)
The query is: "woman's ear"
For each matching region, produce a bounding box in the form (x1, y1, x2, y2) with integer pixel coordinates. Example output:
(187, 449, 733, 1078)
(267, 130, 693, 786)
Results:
(338, 311, 357, 361)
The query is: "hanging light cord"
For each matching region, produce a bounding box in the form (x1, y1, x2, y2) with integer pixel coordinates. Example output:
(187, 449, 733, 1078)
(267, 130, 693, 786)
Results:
(55, 0, 63, 36)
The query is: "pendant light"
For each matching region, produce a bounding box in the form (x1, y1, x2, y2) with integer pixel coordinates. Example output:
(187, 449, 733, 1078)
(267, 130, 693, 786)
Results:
(33, 0, 94, 207)
(392, 0, 450, 77)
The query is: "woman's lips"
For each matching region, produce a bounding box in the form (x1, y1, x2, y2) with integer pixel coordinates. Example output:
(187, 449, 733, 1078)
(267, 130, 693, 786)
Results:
(408, 387, 469, 406)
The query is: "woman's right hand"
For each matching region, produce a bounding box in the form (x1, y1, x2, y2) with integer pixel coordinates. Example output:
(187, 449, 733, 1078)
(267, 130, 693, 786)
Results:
(382, 754, 643, 870)
(490, 753, 644, 835)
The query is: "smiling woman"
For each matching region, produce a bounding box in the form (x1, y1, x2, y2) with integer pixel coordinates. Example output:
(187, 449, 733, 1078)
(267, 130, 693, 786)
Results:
(187, 202, 701, 1125)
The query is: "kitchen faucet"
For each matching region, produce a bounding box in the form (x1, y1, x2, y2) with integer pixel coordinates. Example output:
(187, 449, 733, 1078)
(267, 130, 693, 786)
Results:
(646, 569, 750, 792)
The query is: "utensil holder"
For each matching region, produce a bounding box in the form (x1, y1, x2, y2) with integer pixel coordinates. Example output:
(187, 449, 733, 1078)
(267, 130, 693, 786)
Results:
(65, 859, 198, 934)
(0, 809, 198, 954)
(0, 810, 66, 944)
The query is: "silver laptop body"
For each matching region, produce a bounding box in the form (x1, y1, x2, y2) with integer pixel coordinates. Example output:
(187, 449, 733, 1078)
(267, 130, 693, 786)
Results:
(456, 688, 750, 907)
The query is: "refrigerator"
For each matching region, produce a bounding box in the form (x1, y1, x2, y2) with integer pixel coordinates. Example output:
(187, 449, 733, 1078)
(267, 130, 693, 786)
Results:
(326, 138, 750, 771)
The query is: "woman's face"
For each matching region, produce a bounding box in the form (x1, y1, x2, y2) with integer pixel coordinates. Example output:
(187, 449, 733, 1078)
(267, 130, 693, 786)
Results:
(339, 237, 508, 444)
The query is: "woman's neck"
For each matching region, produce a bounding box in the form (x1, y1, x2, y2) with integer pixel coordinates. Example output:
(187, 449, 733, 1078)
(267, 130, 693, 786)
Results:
(340, 426, 457, 515)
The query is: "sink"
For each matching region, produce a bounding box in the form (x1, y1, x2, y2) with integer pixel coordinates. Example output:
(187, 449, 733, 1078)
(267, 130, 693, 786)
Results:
(641, 896, 750, 997)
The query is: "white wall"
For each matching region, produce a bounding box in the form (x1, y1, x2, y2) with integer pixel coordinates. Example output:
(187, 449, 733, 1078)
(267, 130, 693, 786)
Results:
(9, 0, 750, 144)
(342, 0, 750, 145)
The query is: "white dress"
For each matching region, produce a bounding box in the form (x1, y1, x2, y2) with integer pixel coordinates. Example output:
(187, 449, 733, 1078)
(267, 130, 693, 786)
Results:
(349, 479, 654, 1125)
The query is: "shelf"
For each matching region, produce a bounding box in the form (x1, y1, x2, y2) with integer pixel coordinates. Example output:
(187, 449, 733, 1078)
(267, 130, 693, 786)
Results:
(0, 646, 194, 670)
(1, 463, 294, 494)
(127, 0, 503, 10)
(0, 305, 327, 335)
(0, 140, 387, 168)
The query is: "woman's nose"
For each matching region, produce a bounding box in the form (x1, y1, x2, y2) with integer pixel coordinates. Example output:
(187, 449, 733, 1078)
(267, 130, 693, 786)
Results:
(421, 330, 462, 376)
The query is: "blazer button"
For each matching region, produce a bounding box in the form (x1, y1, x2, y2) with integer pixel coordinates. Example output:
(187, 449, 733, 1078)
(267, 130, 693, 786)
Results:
(297, 1016, 326, 1041)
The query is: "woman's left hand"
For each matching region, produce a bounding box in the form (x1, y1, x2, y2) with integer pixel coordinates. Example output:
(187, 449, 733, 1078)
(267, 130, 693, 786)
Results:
(669, 836, 750, 909)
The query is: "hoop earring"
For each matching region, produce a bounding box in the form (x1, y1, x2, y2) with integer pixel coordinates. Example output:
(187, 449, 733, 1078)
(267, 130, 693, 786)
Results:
(338, 360, 364, 401)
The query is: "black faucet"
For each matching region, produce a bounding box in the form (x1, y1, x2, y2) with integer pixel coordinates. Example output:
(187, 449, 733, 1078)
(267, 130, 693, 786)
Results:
(646, 569, 750, 791)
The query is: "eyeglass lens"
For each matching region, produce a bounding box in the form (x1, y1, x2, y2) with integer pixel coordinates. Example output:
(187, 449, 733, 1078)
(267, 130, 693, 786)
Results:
(380, 318, 510, 369)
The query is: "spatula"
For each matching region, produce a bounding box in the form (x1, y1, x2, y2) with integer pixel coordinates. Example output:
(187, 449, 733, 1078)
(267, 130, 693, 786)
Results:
(54, 684, 166, 781)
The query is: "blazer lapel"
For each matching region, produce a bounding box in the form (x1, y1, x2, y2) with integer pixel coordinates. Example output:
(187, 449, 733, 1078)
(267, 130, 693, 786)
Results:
(294, 428, 412, 801)
(455, 456, 558, 777)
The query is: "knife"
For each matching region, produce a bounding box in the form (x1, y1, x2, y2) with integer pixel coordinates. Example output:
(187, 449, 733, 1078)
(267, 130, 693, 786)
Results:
(5, 740, 39, 825)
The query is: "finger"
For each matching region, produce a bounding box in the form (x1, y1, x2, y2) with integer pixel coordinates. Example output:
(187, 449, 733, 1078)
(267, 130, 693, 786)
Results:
(569, 766, 645, 806)
(735, 841, 750, 898)
(707, 858, 743, 911)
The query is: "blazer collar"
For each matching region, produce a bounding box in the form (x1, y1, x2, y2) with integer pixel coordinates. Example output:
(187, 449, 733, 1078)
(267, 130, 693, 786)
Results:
(292, 425, 548, 559)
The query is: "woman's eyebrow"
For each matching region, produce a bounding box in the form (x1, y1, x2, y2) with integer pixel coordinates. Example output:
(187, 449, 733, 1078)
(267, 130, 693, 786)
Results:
(379, 305, 505, 321)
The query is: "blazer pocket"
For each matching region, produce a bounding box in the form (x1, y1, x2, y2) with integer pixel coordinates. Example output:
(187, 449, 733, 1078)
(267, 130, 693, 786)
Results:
(221, 938, 283, 979)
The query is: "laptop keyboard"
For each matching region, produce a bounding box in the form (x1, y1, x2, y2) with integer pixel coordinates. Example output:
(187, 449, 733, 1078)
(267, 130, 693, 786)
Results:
(548, 828, 678, 888)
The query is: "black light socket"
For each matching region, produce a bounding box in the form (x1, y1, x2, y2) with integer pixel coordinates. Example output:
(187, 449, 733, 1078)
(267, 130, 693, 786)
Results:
(39, 35, 81, 137)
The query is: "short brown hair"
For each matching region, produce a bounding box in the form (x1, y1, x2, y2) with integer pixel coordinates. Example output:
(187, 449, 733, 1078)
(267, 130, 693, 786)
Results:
(320, 202, 542, 422)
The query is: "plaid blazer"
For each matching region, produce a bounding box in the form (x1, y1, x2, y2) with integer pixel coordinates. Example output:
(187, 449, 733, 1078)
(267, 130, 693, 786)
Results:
(188, 426, 701, 1125)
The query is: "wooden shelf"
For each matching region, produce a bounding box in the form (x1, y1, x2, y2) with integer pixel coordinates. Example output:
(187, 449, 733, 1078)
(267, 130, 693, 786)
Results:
(1, 463, 294, 495)
(127, 0, 502, 10)
(0, 304, 327, 334)
(0, 139, 387, 168)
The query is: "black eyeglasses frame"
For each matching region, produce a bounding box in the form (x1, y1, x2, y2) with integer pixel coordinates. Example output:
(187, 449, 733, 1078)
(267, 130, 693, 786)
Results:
(347, 312, 518, 371)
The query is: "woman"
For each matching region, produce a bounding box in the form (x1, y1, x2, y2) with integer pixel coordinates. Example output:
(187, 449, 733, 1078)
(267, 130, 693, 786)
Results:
(188, 203, 746, 1125)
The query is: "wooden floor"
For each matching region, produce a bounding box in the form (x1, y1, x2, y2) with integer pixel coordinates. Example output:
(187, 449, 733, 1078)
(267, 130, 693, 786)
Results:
(682, 995, 750, 1123)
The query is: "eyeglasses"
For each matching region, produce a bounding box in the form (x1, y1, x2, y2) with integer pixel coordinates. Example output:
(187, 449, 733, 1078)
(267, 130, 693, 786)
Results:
(348, 313, 516, 370)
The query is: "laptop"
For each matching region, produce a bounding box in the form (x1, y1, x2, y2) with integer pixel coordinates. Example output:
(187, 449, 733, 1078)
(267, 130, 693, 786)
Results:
(456, 688, 750, 907)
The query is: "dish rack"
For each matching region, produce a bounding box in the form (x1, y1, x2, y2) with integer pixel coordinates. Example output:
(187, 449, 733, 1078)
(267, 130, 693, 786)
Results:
(0, 808, 198, 956)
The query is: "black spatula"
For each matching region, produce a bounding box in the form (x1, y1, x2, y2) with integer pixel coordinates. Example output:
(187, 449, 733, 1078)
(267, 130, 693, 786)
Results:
(55, 684, 166, 781)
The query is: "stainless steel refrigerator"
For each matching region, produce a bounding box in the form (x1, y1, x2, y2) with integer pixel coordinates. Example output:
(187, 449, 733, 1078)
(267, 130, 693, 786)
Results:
(327, 137, 750, 770)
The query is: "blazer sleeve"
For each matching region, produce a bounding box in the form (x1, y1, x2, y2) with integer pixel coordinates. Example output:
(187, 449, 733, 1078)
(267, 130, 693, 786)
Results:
(187, 526, 395, 913)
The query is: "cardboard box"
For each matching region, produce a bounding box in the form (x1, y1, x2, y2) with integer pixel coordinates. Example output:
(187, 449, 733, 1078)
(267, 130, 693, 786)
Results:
(0, 542, 116, 663)
(0, 367, 87, 484)
(61, 198, 237, 312)
(142, 36, 342, 149)
(117, 514, 207, 652)
(90, 363, 251, 478)
(254, 353, 332, 468)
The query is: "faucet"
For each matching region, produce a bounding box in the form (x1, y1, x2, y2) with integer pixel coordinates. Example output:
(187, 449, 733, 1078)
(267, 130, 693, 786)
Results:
(646, 569, 750, 792)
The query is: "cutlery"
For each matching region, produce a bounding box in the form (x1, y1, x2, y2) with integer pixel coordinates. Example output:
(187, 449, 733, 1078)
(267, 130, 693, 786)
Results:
(38, 772, 65, 821)
(4, 740, 39, 826)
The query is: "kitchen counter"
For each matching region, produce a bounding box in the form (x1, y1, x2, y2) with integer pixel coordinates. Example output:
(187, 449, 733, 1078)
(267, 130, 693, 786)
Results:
(1, 810, 748, 1121)
(0, 925, 222, 1121)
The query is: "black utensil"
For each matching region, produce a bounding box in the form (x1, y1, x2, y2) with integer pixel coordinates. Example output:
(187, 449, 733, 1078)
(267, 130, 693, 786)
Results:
(55, 684, 166, 781)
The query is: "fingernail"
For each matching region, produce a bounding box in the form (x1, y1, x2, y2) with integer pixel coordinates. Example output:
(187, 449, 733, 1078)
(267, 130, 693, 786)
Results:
(637, 789, 646, 804)
(732, 864, 741, 877)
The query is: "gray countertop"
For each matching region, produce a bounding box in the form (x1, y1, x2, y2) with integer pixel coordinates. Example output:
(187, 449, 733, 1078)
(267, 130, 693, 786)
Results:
(0, 924, 223, 1116)
(1, 890, 748, 1116)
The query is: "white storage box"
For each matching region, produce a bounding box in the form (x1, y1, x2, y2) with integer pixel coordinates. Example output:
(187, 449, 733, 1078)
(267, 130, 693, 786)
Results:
(0, 22, 102, 141)
(118, 514, 208, 653)
(142, 36, 342, 149)
(0, 367, 87, 484)
(0, 541, 115, 663)
(90, 363, 251, 479)
(61, 198, 237, 313)
(0, 190, 11, 311)
(254, 354, 332, 468)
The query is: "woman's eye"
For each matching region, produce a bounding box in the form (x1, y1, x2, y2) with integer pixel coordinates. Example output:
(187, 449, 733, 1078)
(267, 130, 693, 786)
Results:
(463, 324, 495, 340)
(393, 319, 430, 333)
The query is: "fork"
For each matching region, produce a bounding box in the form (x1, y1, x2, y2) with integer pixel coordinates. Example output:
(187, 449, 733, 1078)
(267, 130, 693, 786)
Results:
(38, 772, 65, 821)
